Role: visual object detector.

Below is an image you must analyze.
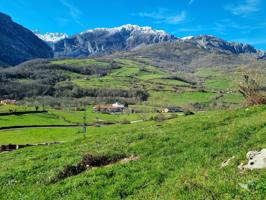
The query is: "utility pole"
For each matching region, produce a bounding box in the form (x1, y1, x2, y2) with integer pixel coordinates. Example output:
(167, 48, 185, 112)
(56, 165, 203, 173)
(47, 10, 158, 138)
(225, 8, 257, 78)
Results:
(82, 98, 88, 138)
(83, 106, 87, 138)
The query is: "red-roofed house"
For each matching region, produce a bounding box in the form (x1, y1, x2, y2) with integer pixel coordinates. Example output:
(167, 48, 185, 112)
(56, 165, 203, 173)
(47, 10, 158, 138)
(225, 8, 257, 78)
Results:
(93, 102, 125, 114)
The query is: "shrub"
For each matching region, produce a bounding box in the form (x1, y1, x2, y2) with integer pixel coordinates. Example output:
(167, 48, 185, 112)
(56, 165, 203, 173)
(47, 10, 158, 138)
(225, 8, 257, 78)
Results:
(121, 119, 131, 124)
(184, 109, 194, 116)
(154, 114, 168, 122)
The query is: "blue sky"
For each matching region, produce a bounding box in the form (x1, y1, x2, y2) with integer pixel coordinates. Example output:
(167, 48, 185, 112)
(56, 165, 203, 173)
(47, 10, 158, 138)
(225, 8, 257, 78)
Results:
(0, 0, 266, 49)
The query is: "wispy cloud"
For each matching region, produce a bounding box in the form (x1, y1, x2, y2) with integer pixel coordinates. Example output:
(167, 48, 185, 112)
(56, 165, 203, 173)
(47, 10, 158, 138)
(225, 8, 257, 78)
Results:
(213, 18, 266, 35)
(137, 9, 187, 24)
(60, 0, 84, 27)
(55, 17, 70, 27)
(188, 0, 195, 5)
(177, 25, 203, 33)
(224, 0, 260, 16)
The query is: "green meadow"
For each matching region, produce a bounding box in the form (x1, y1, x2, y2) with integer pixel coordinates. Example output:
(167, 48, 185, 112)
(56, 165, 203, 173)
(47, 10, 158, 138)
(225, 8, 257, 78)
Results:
(0, 58, 258, 199)
(1, 105, 266, 199)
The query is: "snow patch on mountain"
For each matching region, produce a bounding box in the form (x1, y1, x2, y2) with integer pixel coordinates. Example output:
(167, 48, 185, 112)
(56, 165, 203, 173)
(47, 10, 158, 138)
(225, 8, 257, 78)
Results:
(34, 32, 68, 43)
(181, 36, 194, 40)
(81, 24, 168, 36)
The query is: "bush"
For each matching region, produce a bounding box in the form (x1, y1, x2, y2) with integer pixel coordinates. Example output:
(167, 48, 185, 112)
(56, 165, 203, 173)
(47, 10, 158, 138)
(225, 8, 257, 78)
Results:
(184, 109, 194, 116)
(121, 119, 131, 124)
(154, 114, 168, 122)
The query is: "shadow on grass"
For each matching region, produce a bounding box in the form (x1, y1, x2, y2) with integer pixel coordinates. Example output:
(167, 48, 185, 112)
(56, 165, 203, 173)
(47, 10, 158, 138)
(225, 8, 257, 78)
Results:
(51, 153, 131, 183)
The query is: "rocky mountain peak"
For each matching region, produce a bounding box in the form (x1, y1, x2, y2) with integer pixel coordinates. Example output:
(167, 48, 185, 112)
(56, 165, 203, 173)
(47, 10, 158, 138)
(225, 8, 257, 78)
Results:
(34, 31, 68, 43)
(183, 35, 258, 55)
(53, 25, 177, 58)
(81, 24, 168, 36)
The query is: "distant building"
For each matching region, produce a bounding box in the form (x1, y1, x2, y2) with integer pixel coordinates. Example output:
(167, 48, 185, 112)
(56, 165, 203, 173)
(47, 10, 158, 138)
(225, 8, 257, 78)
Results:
(0, 99, 17, 105)
(112, 102, 125, 108)
(162, 106, 183, 113)
(93, 102, 125, 114)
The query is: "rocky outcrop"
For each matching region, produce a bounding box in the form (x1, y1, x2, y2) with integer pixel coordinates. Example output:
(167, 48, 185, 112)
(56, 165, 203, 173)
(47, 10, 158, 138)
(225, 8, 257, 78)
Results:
(184, 35, 258, 55)
(0, 12, 53, 66)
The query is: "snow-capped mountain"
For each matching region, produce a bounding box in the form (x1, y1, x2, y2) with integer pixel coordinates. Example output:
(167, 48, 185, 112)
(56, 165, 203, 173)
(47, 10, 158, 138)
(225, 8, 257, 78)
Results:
(81, 24, 168, 36)
(53, 24, 177, 58)
(34, 32, 68, 43)
(34, 25, 265, 60)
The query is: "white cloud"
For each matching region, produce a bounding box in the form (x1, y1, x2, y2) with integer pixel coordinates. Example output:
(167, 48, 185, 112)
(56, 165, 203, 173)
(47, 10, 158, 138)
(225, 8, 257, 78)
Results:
(60, 0, 84, 27)
(213, 19, 266, 35)
(138, 9, 187, 24)
(224, 0, 260, 16)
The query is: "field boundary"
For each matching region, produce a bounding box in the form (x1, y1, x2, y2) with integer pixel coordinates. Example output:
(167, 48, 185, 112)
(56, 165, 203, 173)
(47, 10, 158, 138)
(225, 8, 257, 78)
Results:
(0, 111, 48, 116)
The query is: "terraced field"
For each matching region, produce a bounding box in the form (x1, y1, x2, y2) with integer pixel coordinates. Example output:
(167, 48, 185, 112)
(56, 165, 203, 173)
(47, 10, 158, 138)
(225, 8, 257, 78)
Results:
(55, 58, 245, 109)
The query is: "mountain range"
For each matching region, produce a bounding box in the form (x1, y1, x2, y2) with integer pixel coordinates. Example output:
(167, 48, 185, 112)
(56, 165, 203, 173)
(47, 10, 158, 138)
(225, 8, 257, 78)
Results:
(36, 25, 265, 60)
(0, 11, 265, 67)
(47, 25, 177, 58)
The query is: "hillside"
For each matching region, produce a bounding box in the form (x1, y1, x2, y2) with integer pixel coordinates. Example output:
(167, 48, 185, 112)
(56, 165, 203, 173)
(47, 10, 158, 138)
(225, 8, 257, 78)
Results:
(0, 56, 254, 111)
(114, 36, 265, 71)
(0, 12, 53, 66)
(1, 105, 266, 199)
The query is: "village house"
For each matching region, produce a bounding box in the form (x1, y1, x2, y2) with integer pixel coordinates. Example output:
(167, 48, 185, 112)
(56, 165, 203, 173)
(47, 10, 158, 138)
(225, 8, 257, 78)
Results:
(0, 99, 17, 105)
(93, 102, 125, 114)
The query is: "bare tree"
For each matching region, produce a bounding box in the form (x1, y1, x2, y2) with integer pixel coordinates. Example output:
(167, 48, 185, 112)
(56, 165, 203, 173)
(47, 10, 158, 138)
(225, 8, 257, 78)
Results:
(239, 69, 266, 105)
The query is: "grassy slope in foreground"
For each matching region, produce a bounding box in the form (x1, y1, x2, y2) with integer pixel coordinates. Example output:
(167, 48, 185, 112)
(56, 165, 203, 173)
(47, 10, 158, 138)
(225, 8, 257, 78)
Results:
(1, 106, 266, 199)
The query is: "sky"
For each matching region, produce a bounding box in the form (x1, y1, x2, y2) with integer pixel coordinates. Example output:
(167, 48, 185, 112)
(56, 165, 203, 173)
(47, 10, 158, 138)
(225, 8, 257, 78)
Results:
(0, 0, 266, 49)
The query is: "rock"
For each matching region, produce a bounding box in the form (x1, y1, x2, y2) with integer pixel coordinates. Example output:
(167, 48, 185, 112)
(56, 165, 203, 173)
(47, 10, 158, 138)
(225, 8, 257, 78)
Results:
(240, 149, 266, 170)
(221, 156, 235, 168)
(120, 155, 139, 164)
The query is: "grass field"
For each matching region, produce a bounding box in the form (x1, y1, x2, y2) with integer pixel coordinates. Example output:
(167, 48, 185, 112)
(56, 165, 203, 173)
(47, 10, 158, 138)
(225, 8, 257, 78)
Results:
(51, 58, 109, 67)
(0, 46, 265, 199)
(66, 59, 244, 108)
(30, 58, 245, 109)
(0, 113, 69, 127)
(1, 105, 266, 199)
(147, 91, 216, 106)
(50, 107, 157, 124)
(0, 128, 82, 145)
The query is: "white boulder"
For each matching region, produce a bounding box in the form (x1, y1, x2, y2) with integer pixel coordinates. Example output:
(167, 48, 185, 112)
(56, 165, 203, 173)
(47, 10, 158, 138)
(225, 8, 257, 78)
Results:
(241, 149, 266, 170)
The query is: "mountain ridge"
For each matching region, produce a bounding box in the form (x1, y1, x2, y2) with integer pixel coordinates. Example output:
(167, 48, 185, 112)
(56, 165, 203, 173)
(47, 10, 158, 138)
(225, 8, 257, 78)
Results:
(51, 24, 177, 58)
(34, 25, 265, 60)
(0, 12, 53, 66)
(34, 31, 68, 43)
